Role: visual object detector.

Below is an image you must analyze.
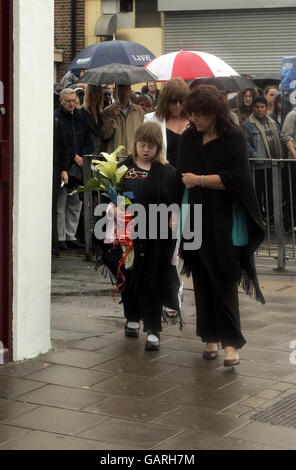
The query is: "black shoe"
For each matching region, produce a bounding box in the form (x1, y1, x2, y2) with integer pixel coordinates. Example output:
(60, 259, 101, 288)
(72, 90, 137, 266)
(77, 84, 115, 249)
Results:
(124, 321, 139, 337)
(59, 241, 68, 250)
(67, 240, 85, 249)
(203, 350, 218, 360)
(224, 358, 240, 367)
(145, 331, 160, 351)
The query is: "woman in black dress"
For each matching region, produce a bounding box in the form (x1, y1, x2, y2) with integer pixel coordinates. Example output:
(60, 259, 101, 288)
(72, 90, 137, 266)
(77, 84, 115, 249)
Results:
(144, 77, 190, 167)
(177, 85, 265, 366)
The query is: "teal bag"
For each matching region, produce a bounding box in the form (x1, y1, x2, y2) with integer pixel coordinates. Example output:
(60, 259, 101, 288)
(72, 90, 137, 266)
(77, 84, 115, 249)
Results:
(232, 202, 249, 246)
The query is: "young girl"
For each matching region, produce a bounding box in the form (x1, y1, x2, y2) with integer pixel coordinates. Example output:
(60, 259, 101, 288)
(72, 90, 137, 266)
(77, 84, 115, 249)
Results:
(103, 122, 180, 350)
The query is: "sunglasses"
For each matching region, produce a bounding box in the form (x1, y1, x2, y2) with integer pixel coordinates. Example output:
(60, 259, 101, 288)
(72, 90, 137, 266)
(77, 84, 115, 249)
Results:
(170, 98, 183, 105)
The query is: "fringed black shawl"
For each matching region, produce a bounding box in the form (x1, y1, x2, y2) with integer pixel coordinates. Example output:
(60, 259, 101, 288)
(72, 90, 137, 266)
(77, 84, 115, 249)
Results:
(176, 125, 265, 304)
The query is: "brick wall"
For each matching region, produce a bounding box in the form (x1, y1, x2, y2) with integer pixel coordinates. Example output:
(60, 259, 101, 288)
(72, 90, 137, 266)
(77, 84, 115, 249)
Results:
(54, 0, 85, 83)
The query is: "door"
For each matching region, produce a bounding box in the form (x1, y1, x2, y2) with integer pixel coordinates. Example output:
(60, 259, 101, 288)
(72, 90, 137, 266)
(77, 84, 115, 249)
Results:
(0, 0, 13, 363)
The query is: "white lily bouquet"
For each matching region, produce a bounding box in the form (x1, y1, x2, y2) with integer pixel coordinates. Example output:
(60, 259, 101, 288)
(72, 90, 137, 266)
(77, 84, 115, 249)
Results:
(73, 146, 135, 276)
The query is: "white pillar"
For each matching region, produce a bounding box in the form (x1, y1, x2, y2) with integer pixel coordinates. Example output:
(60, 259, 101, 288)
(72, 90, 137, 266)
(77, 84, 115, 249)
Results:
(13, 0, 54, 360)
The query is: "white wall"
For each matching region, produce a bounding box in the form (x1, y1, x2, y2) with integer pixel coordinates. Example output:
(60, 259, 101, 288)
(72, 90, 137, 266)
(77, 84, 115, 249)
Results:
(13, 0, 54, 360)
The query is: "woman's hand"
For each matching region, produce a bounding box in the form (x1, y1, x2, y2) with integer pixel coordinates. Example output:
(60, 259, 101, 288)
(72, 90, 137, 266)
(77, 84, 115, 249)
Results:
(182, 173, 200, 189)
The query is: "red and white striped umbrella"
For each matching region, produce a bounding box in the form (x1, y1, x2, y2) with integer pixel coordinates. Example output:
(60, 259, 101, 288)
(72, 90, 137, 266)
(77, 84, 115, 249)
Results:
(144, 50, 239, 81)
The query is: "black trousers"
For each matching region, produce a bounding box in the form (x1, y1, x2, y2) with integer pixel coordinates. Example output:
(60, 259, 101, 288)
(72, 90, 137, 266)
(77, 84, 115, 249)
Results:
(191, 252, 246, 349)
(103, 242, 163, 333)
(52, 170, 60, 250)
(121, 267, 163, 333)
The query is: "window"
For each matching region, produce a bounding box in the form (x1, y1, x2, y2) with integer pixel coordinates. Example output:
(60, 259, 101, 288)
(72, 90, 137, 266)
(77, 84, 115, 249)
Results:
(120, 0, 133, 13)
(135, 0, 161, 28)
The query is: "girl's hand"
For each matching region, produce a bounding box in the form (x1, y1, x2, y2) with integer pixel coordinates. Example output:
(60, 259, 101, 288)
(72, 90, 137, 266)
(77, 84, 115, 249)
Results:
(182, 173, 199, 189)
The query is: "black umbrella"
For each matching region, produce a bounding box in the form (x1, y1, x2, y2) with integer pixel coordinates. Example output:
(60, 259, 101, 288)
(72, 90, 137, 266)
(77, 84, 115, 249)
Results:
(190, 75, 259, 91)
(252, 73, 281, 89)
(68, 40, 155, 71)
(80, 63, 158, 85)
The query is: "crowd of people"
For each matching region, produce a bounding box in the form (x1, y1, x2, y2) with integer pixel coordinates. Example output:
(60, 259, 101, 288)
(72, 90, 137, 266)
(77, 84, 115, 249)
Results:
(53, 67, 296, 364)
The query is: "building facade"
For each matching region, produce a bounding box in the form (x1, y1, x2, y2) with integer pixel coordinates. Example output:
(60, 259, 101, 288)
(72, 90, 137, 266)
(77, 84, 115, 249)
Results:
(159, 0, 296, 76)
(55, 1, 296, 80)
(54, 0, 85, 82)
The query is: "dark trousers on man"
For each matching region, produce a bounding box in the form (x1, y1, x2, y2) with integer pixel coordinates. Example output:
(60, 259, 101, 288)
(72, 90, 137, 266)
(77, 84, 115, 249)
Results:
(52, 170, 60, 250)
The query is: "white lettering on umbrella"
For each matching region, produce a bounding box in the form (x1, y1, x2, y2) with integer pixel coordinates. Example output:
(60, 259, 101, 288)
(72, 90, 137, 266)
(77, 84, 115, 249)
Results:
(77, 57, 91, 64)
(131, 55, 151, 62)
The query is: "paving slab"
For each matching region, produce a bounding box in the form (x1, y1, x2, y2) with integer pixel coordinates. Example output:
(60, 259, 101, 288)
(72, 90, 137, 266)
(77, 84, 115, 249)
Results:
(0, 398, 39, 422)
(25, 364, 113, 389)
(41, 348, 118, 369)
(154, 384, 247, 412)
(0, 430, 107, 450)
(2, 255, 296, 450)
(90, 374, 178, 399)
(82, 395, 180, 422)
(0, 360, 52, 378)
(16, 384, 110, 411)
(78, 418, 182, 448)
(3, 405, 110, 436)
(151, 428, 283, 450)
(153, 405, 251, 435)
(228, 420, 296, 450)
(0, 424, 31, 445)
(0, 376, 46, 399)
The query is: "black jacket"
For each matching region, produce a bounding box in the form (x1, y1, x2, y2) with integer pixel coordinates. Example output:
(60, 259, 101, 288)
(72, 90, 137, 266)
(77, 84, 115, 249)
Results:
(53, 117, 69, 173)
(54, 106, 94, 163)
(177, 125, 265, 304)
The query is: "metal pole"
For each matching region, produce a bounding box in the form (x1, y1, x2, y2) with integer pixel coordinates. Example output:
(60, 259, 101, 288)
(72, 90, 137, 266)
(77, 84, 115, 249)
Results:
(272, 160, 286, 271)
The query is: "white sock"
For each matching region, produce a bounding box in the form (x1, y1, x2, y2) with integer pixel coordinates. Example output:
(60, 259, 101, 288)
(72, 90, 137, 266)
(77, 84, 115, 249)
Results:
(147, 333, 159, 343)
(127, 321, 139, 329)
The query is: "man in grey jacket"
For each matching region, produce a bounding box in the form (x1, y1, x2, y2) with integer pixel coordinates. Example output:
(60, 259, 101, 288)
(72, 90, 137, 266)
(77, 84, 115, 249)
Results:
(242, 96, 282, 222)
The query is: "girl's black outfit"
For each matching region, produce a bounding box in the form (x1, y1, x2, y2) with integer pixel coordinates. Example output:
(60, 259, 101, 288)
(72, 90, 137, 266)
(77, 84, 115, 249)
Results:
(102, 156, 180, 333)
(177, 125, 265, 349)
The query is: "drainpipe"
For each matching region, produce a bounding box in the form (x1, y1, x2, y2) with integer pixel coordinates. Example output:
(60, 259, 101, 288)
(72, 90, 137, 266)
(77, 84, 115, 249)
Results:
(71, 0, 77, 60)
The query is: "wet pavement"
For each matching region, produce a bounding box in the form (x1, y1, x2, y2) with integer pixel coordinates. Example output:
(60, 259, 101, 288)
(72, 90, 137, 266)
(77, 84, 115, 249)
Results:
(1, 252, 296, 450)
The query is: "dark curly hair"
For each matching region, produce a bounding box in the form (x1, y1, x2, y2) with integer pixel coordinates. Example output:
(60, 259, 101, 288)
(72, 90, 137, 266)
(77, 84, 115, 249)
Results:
(184, 85, 236, 136)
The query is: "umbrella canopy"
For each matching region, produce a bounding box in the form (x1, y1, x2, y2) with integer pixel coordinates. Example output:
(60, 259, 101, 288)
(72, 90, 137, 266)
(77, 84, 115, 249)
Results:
(190, 75, 259, 91)
(252, 73, 281, 89)
(80, 63, 158, 86)
(145, 50, 239, 81)
(68, 40, 155, 71)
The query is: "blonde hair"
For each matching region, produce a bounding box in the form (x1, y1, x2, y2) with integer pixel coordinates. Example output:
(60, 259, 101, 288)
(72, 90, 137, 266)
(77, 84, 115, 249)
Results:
(82, 84, 103, 113)
(131, 122, 167, 165)
(156, 77, 190, 120)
